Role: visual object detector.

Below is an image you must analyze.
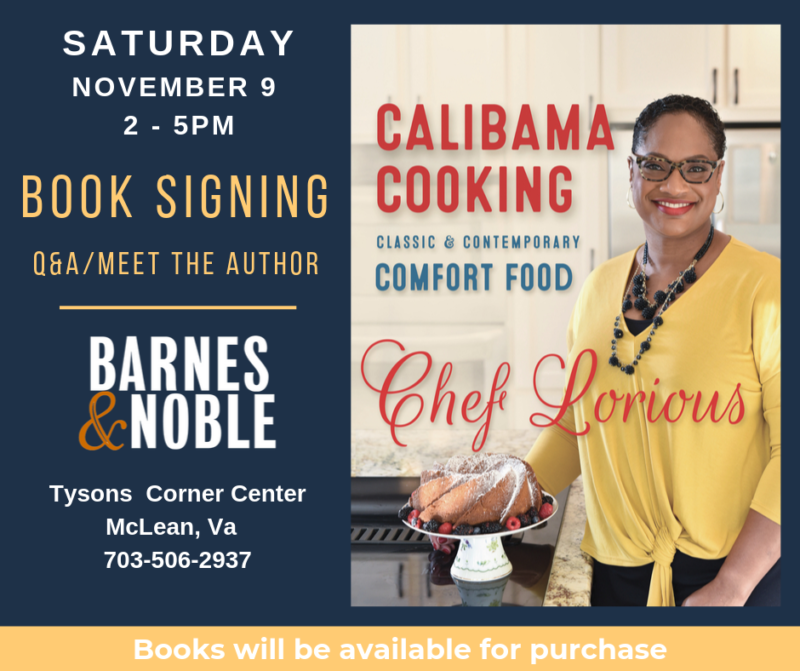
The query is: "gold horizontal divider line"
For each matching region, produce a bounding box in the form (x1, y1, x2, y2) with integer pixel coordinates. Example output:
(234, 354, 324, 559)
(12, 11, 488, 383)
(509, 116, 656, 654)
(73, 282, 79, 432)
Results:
(59, 306, 297, 310)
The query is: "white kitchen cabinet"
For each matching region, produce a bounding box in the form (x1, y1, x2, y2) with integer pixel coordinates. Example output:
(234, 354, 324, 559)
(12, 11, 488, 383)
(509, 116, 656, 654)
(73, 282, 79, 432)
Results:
(351, 26, 610, 431)
(600, 25, 725, 123)
(352, 26, 508, 146)
(726, 25, 781, 115)
(408, 25, 507, 144)
(355, 25, 781, 142)
(599, 25, 779, 122)
(351, 26, 401, 144)
(503, 25, 606, 428)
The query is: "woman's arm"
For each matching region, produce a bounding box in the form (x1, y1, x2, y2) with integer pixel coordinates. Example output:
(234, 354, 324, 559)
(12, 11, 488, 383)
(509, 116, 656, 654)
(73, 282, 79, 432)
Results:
(682, 509, 780, 606)
(524, 300, 584, 494)
(685, 264, 782, 606)
(524, 403, 582, 495)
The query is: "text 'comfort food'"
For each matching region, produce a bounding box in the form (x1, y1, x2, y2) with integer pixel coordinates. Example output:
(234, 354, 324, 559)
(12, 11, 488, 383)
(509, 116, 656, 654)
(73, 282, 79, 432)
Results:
(398, 454, 553, 535)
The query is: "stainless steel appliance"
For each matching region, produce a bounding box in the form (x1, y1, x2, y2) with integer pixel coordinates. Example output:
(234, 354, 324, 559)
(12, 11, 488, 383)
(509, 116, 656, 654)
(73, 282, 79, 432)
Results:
(350, 477, 569, 607)
(720, 127, 780, 257)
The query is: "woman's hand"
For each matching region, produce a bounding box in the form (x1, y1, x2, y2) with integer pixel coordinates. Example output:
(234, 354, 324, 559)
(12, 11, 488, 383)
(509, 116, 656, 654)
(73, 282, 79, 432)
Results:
(683, 509, 779, 607)
(430, 535, 457, 554)
(682, 574, 747, 607)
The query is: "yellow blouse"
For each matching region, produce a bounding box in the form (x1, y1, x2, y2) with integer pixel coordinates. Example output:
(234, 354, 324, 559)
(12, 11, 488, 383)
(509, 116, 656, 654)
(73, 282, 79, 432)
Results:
(525, 237, 780, 606)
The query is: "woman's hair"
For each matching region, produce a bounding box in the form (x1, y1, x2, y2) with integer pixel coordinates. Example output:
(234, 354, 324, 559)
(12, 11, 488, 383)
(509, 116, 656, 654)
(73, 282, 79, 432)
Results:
(632, 94, 726, 159)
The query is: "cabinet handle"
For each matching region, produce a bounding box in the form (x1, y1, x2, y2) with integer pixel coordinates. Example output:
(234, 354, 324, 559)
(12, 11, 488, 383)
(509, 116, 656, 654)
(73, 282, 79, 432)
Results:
(397, 562, 404, 599)
(734, 68, 739, 105)
(712, 68, 717, 104)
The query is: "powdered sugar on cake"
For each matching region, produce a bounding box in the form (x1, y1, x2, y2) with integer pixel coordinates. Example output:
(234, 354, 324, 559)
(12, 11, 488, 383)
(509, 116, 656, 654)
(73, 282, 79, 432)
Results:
(410, 453, 543, 526)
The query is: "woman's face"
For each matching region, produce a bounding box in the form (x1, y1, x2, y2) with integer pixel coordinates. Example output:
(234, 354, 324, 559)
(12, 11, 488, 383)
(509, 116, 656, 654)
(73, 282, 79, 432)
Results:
(628, 112, 724, 240)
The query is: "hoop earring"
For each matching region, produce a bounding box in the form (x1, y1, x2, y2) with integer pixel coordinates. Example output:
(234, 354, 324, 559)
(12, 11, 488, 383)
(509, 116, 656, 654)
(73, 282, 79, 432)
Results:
(626, 187, 636, 210)
(713, 192, 725, 214)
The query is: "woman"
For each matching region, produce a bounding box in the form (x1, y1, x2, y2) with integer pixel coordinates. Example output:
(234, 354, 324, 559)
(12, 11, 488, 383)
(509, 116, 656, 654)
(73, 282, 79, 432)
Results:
(525, 94, 780, 607)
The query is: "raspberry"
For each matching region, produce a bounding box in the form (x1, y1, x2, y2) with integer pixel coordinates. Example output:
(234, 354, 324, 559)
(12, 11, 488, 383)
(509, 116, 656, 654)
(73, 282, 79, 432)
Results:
(540, 503, 554, 519)
(408, 509, 420, 521)
(422, 520, 440, 533)
(398, 505, 413, 520)
(438, 522, 453, 535)
(505, 517, 521, 531)
(454, 524, 473, 536)
(411, 517, 422, 529)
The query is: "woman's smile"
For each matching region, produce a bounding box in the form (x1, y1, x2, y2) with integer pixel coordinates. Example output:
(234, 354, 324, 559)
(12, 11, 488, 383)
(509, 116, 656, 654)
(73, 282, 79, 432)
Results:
(651, 199, 697, 216)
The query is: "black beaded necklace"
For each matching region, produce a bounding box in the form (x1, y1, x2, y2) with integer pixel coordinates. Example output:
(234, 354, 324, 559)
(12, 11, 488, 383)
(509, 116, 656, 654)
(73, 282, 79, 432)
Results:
(609, 225, 715, 375)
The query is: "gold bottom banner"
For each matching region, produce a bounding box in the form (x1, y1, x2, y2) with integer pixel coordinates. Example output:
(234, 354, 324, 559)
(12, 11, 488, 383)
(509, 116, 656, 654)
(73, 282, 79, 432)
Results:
(1, 626, 796, 669)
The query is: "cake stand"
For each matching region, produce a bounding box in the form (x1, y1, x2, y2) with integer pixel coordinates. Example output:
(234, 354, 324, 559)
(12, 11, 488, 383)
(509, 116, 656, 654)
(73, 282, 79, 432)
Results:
(402, 493, 558, 582)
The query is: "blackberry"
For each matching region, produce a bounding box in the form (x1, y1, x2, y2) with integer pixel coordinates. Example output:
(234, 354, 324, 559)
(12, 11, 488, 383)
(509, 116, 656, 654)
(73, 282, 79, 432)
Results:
(398, 505, 413, 521)
(542, 495, 554, 505)
(454, 524, 473, 536)
(518, 512, 531, 527)
(422, 520, 440, 533)
(481, 521, 503, 534)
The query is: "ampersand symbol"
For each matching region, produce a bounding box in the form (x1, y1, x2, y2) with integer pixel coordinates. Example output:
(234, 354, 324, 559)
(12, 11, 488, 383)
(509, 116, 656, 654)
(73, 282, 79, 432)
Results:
(79, 391, 127, 451)
(445, 236, 455, 249)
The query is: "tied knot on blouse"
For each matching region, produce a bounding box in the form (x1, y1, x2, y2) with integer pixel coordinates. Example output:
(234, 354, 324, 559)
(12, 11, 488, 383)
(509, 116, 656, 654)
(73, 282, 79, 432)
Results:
(649, 526, 676, 568)
(647, 526, 678, 606)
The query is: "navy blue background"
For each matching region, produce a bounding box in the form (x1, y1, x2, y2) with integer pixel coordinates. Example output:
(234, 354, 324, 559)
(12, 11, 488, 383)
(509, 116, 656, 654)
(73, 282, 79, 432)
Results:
(0, 0, 795, 629)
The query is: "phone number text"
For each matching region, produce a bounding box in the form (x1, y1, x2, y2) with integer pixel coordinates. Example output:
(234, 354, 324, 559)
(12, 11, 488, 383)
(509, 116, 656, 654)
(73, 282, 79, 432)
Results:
(105, 551, 251, 568)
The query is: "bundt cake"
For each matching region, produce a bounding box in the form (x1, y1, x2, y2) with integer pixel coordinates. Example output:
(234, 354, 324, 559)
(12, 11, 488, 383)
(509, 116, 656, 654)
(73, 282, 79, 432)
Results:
(406, 453, 543, 527)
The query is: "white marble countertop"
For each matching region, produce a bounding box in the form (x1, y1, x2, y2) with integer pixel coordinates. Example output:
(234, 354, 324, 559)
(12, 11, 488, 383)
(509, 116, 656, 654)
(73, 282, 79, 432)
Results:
(351, 428, 593, 606)
(543, 476, 593, 607)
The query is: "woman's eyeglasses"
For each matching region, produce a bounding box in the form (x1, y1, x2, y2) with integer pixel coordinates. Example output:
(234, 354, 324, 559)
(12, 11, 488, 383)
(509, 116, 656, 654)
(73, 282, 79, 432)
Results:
(632, 154, 719, 184)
